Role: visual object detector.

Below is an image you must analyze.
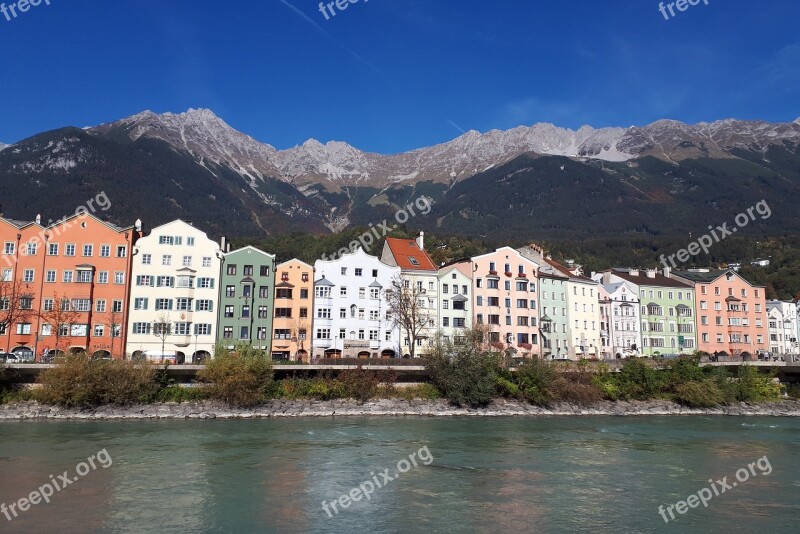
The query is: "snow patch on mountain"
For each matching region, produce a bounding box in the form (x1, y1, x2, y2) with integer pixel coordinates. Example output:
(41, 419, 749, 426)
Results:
(0, 143, 8, 152)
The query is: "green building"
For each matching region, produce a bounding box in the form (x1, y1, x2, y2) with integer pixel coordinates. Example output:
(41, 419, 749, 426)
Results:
(217, 246, 276, 352)
(603, 268, 696, 357)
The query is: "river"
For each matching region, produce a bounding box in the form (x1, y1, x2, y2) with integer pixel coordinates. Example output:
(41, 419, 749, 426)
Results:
(0, 416, 798, 533)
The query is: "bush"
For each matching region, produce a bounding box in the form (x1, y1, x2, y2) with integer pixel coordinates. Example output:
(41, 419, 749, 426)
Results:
(551, 375, 604, 406)
(390, 383, 442, 401)
(514, 359, 557, 406)
(154, 386, 210, 403)
(426, 339, 500, 408)
(197, 345, 274, 407)
(675, 380, 725, 408)
(786, 383, 800, 399)
(38, 356, 160, 407)
(598, 359, 665, 401)
(734, 366, 781, 403)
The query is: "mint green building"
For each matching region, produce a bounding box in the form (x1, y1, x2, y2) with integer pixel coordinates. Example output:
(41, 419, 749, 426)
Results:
(602, 268, 696, 357)
(217, 246, 276, 351)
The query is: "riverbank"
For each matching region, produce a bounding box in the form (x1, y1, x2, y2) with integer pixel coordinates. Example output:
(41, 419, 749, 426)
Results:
(2, 398, 800, 420)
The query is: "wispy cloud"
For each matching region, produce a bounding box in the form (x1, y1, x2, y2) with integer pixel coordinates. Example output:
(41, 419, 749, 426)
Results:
(276, 0, 389, 80)
(446, 119, 466, 134)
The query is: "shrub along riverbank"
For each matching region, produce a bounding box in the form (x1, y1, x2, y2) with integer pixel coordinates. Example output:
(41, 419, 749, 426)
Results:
(0, 344, 791, 410)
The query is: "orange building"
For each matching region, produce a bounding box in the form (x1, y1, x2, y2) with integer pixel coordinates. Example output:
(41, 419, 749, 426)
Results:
(0, 213, 140, 359)
(672, 268, 768, 358)
(271, 259, 314, 362)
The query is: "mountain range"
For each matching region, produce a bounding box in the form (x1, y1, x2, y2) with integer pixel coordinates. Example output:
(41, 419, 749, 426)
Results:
(1, 109, 799, 241)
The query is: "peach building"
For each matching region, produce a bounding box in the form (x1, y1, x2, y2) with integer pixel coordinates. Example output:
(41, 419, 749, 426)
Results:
(671, 268, 768, 358)
(272, 259, 314, 362)
(1, 213, 140, 359)
(471, 247, 540, 358)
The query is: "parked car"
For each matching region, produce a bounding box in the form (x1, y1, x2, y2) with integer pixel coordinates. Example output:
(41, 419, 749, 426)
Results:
(0, 353, 21, 363)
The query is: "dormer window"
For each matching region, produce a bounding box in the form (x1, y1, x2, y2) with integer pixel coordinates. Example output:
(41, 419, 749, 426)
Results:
(409, 257, 419, 266)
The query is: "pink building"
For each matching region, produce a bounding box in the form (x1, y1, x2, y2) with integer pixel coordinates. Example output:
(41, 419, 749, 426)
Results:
(671, 269, 768, 358)
(471, 247, 540, 358)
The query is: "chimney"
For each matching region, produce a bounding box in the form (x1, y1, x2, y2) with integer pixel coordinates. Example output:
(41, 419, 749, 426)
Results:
(662, 266, 672, 279)
(603, 272, 611, 285)
(135, 219, 142, 232)
(35, 214, 41, 225)
(416, 231, 424, 250)
(220, 236, 227, 252)
(629, 269, 640, 277)
(645, 269, 657, 279)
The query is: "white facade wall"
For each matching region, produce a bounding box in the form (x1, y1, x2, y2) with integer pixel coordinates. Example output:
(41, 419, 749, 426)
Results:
(312, 248, 401, 358)
(126, 220, 222, 360)
(605, 281, 642, 357)
(565, 279, 601, 359)
(767, 301, 798, 355)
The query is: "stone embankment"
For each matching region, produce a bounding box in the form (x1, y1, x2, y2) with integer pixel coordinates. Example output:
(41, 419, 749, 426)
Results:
(2, 399, 800, 420)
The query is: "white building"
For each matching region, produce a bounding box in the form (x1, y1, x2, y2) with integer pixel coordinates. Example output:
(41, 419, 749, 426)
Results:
(126, 220, 223, 362)
(381, 234, 439, 355)
(312, 248, 401, 359)
(437, 262, 473, 344)
(596, 276, 642, 358)
(766, 301, 799, 356)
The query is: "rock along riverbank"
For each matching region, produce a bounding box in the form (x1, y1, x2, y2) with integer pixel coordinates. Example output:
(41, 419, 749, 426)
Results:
(2, 399, 800, 420)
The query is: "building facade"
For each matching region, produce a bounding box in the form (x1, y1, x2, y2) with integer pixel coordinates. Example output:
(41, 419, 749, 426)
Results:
(126, 220, 222, 362)
(595, 276, 641, 359)
(381, 234, 439, 355)
(272, 259, 314, 362)
(437, 262, 473, 344)
(672, 269, 768, 358)
(472, 247, 540, 358)
(1, 213, 139, 360)
(217, 246, 276, 353)
(600, 268, 696, 357)
(312, 248, 400, 359)
(766, 300, 799, 356)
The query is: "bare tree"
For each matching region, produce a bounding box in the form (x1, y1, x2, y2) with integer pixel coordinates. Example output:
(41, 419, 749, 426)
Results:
(38, 293, 82, 356)
(291, 316, 310, 362)
(107, 309, 124, 358)
(0, 280, 35, 341)
(152, 313, 172, 360)
(386, 275, 433, 358)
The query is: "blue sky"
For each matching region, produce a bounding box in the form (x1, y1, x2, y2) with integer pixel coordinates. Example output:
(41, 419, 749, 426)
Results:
(0, 0, 798, 154)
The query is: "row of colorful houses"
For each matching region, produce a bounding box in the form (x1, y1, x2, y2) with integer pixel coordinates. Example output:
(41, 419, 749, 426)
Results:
(1, 214, 798, 362)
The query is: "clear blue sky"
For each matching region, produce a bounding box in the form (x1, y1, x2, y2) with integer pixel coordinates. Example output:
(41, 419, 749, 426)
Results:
(0, 0, 798, 154)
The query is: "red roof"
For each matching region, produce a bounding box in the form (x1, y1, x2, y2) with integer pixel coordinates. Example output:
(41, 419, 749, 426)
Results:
(384, 237, 437, 271)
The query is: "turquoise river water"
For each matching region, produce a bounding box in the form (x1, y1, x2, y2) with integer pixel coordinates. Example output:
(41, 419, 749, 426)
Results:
(0, 416, 799, 533)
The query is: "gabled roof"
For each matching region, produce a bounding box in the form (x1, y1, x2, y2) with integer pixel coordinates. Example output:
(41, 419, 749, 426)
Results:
(451, 294, 468, 302)
(369, 280, 383, 288)
(315, 277, 335, 287)
(384, 238, 436, 271)
(609, 269, 692, 289)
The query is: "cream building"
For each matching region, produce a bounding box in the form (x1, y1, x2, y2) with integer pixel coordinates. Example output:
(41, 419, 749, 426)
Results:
(125, 220, 223, 362)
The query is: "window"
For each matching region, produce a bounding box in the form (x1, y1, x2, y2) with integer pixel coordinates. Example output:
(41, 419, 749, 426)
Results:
(274, 329, 292, 340)
(300, 289, 309, 299)
(159, 236, 174, 245)
(62, 271, 73, 283)
(141, 254, 152, 265)
(409, 257, 419, 266)
(260, 265, 270, 277)
(442, 317, 450, 327)
(94, 324, 105, 337)
(224, 305, 234, 318)
(133, 322, 151, 335)
(341, 267, 347, 276)
(2, 242, 13, 255)
(223, 327, 234, 339)
(116, 246, 127, 258)
(65, 244, 75, 256)
(454, 318, 465, 328)
(315, 286, 331, 298)
(43, 298, 54, 311)
(174, 323, 191, 336)
(155, 298, 173, 311)
(82, 244, 93, 257)
(370, 288, 380, 299)
(156, 276, 174, 288)
(202, 257, 211, 267)
(355, 268, 363, 277)
(199, 277, 214, 289)
(176, 298, 193, 311)
(372, 269, 378, 278)
(196, 300, 213, 312)
(95, 300, 107, 313)
(443, 300, 449, 309)
(488, 279, 499, 289)
(26, 242, 38, 256)
(114, 272, 125, 285)
(99, 244, 111, 258)
(162, 255, 172, 266)
(317, 308, 332, 319)
(183, 256, 192, 267)
(134, 298, 149, 310)
(195, 324, 212, 336)
(243, 265, 254, 276)
(71, 299, 91, 312)
(275, 308, 292, 318)
(443, 284, 449, 294)
(370, 330, 379, 341)
(23, 269, 34, 282)
(516, 299, 528, 308)
(136, 275, 153, 287)
(339, 287, 347, 297)
(369, 310, 380, 321)
(316, 328, 331, 340)
(75, 270, 92, 283)
(359, 287, 366, 299)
